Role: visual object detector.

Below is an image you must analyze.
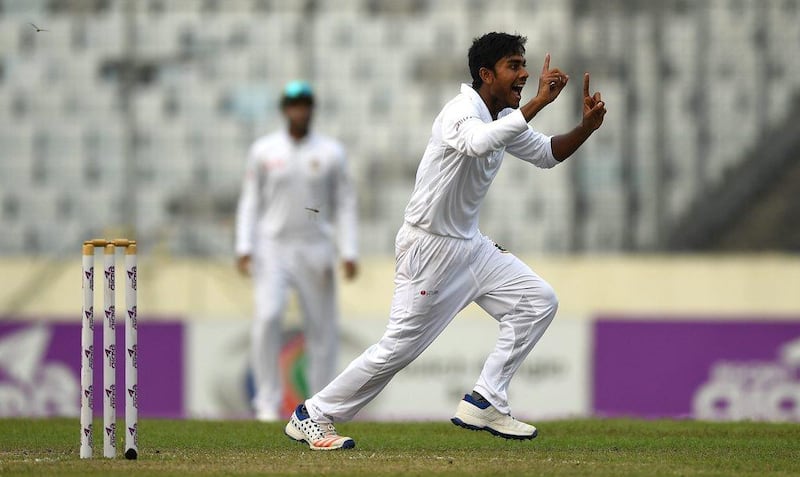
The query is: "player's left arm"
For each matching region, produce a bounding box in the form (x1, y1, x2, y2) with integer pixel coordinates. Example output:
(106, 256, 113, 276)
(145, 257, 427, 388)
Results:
(505, 126, 558, 168)
(550, 72, 606, 161)
(333, 145, 359, 280)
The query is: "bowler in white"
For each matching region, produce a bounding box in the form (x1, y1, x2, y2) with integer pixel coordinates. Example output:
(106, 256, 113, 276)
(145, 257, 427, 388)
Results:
(285, 32, 607, 450)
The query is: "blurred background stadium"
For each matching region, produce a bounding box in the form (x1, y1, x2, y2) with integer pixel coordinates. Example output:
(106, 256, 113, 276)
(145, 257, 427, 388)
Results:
(1, 0, 799, 423)
(2, 0, 799, 256)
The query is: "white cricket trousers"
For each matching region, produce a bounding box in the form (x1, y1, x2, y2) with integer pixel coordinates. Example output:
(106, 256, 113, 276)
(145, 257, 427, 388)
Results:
(306, 222, 558, 422)
(251, 238, 339, 416)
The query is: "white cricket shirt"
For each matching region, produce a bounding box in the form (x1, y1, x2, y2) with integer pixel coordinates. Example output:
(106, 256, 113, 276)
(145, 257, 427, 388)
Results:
(235, 130, 358, 260)
(404, 83, 559, 239)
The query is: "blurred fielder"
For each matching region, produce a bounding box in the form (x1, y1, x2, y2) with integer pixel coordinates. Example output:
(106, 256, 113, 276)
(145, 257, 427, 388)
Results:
(286, 32, 606, 449)
(235, 80, 358, 422)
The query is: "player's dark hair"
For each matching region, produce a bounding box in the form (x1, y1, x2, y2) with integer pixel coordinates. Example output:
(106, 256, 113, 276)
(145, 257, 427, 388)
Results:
(468, 32, 527, 89)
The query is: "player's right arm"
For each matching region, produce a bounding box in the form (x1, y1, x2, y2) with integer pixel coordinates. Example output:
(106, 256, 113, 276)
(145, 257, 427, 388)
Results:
(442, 55, 569, 158)
(235, 146, 262, 276)
(441, 102, 529, 158)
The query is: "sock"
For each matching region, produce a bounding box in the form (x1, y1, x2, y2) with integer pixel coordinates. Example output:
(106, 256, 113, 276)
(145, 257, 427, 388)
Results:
(297, 404, 310, 419)
(471, 391, 489, 403)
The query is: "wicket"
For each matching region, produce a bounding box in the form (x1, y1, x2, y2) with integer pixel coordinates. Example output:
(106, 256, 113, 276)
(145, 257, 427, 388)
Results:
(80, 239, 138, 460)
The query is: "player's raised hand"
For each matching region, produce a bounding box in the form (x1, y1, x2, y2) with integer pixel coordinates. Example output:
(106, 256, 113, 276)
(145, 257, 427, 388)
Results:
(582, 73, 606, 131)
(537, 53, 568, 104)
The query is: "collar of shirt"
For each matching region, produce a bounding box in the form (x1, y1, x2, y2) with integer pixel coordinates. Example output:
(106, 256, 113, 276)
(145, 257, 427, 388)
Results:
(460, 83, 493, 122)
(281, 129, 316, 147)
(459, 83, 518, 122)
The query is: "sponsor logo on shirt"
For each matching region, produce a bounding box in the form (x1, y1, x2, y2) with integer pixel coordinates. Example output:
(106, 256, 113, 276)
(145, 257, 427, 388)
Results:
(454, 116, 478, 132)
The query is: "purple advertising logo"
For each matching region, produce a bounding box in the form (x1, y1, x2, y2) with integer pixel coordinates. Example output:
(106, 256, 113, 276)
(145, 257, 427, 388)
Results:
(84, 346, 93, 369)
(106, 422, 116, 439)
(128, 266, 137, 291)
(128, 306, 137, 330)
(0, 319, 185, 418)
(85, 267, 94, 291)
(105, 306, 115, 329)
(128, 384, 138, 408)
(593, 317, 800, 422)
(105, 384, 116, 408)
(105, 266, 115, 291)
(128, 345, 138, 369)
(84, 385, 93, 409)
(105, 344, 116, 369)
(129, 422, 138, 446)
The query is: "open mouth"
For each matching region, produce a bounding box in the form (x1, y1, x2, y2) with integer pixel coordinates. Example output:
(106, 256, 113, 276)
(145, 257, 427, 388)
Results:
(511, 84, 524, 99)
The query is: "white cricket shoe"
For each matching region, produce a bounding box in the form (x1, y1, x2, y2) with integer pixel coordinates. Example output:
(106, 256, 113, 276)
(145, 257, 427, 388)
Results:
(285, 404, 356, 450)
(451, 393, 538, 440)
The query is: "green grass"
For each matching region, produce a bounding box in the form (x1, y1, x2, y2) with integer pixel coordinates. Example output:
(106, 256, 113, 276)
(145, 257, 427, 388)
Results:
(0, 418, 798, 476)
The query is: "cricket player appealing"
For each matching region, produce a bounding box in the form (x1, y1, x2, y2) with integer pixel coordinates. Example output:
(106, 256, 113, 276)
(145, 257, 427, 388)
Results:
(285, 32, 606, 449)
(236, 80, 358, 422)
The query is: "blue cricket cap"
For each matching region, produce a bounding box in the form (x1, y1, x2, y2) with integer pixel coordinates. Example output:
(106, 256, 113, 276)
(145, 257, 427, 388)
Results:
(281, 80, 314, 105)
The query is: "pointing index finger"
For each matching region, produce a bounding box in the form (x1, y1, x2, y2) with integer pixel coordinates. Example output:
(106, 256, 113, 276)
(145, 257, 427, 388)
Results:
(542, 53, 550, 75)
(583, 72, 590, 98)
